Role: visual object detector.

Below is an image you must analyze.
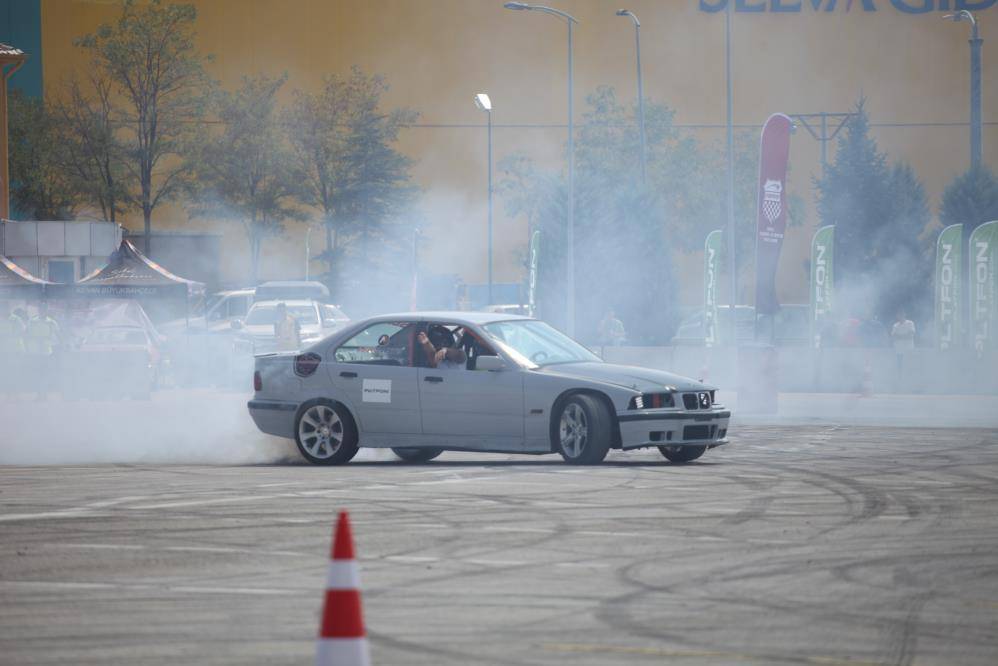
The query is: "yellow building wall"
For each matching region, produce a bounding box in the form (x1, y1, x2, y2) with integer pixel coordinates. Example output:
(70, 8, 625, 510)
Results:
(39, 0, 998, 304)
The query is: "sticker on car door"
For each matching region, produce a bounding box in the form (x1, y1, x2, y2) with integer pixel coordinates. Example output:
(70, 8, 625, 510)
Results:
(362, 379, 392, 403)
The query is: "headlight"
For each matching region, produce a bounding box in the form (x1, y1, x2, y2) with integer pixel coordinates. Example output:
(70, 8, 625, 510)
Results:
(627, 392, 675, 409)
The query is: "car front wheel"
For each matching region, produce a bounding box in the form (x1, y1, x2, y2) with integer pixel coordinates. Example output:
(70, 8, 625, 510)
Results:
(658, 445, 706, 463)
(295, 401, 359, 465)
(392, 447, 443, 463)
(554, 394, 611, 464)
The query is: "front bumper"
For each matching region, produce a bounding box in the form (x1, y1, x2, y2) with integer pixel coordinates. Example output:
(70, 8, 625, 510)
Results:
(616, 408, 730, 450)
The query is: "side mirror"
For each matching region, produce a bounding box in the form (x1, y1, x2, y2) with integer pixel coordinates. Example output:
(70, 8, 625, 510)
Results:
(322, 319, 337, 329)
(230, 320, 244, 331)
(475, 355, 505, 371)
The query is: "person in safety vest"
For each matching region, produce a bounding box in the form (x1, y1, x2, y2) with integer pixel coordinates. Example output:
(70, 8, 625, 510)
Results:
(274, 302, 301, 352)
(26, 301, 60, 355)
(1, 302, 26, 354)
(26, 302, 61, 399)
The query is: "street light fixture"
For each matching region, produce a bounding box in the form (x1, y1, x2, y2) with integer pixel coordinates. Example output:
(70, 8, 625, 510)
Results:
(944, 10, 983, 171)
(504, 1, 578, 336)
(616, 9, 646, 185)
(474, 93, 494, 305)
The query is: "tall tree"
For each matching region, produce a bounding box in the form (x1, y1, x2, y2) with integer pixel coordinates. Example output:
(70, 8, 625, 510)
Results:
(76, 0, 211, 255)
(7, 91, 79, 220)
(815, 98, 931, 323)
(287, 67, 417, 280)
(939, 165, 998, 237)
(191, 74, 303, 284)
(500, 86, 687, 342)
(55, 73, 128, 223)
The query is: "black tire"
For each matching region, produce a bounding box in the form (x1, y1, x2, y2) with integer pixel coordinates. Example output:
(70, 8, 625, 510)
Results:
(553, 394, 611, 464)
(294, 400, 359, 465)
(392, 447, 443, 463)
(658, 445, 707, 463)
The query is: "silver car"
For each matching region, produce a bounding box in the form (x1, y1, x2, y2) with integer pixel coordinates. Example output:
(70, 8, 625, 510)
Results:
(247, 312, 730, 465)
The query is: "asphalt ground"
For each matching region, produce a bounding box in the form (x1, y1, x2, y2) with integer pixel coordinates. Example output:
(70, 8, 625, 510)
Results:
(2, 425, 998, 665)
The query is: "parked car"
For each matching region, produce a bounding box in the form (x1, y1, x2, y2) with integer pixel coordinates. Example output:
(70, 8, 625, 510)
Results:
(671, 304, 809, 346)
(247, 312, 730, 465)
(234, 299, 349, 353)
(253, 281, 330, 303)
(480, 304, 532, 316)
(66, 325, 163, 399)
(159, 288, 255, 338)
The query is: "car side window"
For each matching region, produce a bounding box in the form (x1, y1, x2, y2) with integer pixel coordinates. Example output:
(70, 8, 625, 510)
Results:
(334, 322, 413, 366)
(231, 296, 250, 318)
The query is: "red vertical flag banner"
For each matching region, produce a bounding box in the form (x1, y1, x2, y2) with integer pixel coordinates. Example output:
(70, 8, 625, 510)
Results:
(754, 113, 793, 317)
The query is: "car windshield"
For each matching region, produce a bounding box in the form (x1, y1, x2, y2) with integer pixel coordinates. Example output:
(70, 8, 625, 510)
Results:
(482, 320, 600, 367)
(246, 304, 319, 326)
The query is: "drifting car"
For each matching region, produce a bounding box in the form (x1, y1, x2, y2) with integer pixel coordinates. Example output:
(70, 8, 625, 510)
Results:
(247, 312, 730, 465)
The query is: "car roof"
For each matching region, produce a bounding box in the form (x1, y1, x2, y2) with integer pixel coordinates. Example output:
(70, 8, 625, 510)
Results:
(254, 280, 328, 293)
(366, 310, 533, 326)
(250, 299, 318, 308)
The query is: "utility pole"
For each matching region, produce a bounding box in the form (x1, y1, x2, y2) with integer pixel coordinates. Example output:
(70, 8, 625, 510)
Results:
(945, 11, 983, 170)
(725, 4, 737, 345)
(790, 112, 856, 180)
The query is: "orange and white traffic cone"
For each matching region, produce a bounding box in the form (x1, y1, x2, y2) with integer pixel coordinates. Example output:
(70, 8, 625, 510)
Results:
(316, 511, 370, 666)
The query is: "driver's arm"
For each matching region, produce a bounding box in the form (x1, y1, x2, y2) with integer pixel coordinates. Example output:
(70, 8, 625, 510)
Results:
(417, 331, 438, 367)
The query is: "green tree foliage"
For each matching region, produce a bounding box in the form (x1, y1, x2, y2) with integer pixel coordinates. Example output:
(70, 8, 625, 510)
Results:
(939, 165, 998, 237)
(501, 87, 809, 335)
(815, 98, 931, 324)
(501, 86, 693, 342)
(286, 67, 418, 287)
(190, 74, 304, 284)
(8, 91, 78, 220)
(76, 0, 212, 255)
(54, 73, 129, 223)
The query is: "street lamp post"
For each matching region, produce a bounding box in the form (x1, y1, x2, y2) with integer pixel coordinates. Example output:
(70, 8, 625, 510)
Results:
(504, 2, 578, 336)
(616, 9, 646, 185)
(305, 226, 313, 280)
(944, 10, 983, 171)
(475, 93, 494, 305)
(724, 3, 737, 346)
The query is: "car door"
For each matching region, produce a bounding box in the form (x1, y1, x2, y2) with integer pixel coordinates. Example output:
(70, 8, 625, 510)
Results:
(326, 321, 421, 435)
(416, 323, 526, 449)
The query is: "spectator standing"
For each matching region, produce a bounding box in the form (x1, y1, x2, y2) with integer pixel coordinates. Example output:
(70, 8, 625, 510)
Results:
(598, 308, 626, 348)
(274, 302, 301, 352)
(890, 310, 916, 389)
(25, 302, 61, 399)
(1, 303, 27, 394)
(1, 302, 26, 354)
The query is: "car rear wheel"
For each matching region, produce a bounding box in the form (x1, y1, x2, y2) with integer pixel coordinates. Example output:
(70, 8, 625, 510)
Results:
(392, 447, 443, 463)
(554, 394, 611, 464)
(295, 401, 358, 465)
(658, 445, 706, 463)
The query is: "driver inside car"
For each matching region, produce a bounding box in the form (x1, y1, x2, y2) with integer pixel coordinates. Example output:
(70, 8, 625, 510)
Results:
(417, 325, 467, 369)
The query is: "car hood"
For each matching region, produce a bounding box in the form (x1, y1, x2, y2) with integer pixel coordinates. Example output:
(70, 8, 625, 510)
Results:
(535, 361, 711, 393)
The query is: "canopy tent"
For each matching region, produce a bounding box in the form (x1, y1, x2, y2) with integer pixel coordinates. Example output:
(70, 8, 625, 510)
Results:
(51, 239, 205, 300)
(0, 255, 55, 299)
